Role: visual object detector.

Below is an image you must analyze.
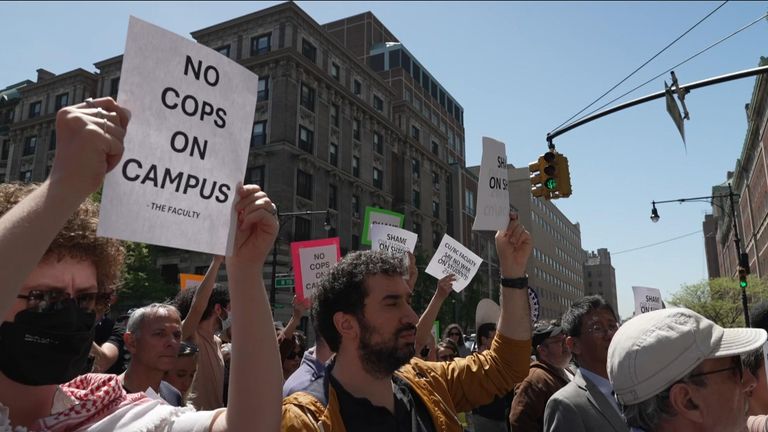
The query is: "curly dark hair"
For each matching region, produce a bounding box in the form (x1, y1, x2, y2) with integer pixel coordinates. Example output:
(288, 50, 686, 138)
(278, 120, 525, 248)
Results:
(170, 283, 229, 322)
(0, 183, 125, 292)
(312, 250, 406, 352)
(561, 295, 617, 338)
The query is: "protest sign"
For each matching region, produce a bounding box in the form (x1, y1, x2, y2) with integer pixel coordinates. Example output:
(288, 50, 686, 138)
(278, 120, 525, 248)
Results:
(472, 137, 510, 231)
(425, 234, 482, 292)
(370, 224, 417, 255)
(431, 321, 440, 345)
(361, 207, 405, 246)
(179, 273, 204, 291)
(291, 238, 341, 301)
(97, 16, 259, 255)
(632, 286, 664, 315)
(528, 287, 540, 322)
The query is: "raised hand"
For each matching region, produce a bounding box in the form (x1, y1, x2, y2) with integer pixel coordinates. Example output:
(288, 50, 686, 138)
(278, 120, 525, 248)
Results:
(435, 273, 457, 300)
(230, 184, 278, 264)
(494, 212, 532, 278)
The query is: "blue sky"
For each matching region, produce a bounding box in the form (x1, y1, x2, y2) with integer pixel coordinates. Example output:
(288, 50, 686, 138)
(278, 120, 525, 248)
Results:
(3, 1, 767, 319)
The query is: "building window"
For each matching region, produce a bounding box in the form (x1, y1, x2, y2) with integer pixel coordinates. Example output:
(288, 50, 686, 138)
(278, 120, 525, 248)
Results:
(296, 169, 313, 200)
(23, 136, 37, 156)
(28, 101, 41, 119)
(353, 119, 360, 141)
(251, 33, 271, 56)
(373, 95, 383, 112)
(244, 165, 265, 188)
(300, 83, 315, 112)
(373, 132, 383, 154)
(19, 170, 32, 183)
(352, 156, 360, 178)
(251, 121, 267, 147)
(411, 125, 420, 141)
(109, 77, 120, 99)
(326, 142, 338, 167)
(353, 79, 361, 96)
(352, 195, 360, 218)
(432, 201, 440, 218)
(413, 222, 421, 239)
(432, 171, 440, 189)
(216, 44, 231, 57)
(0, 140, 8, 160)
(432, 230, 441, 250)
(302, 39, 317, 63)
(54, 93, 69, 111)
(465, 189, 475, 216)
(329, 184, 338, 210)
(331, 62, 340, 81)
(294, 217, 311, 242)
(330, 104, 339, 128)
(412, 189, 421, 208)
(298, 126, 314, 154)
(431, 140, 439, 156)
(351, 234, 360, 250)
(411, 158, 420, 179)
(49, 129, 56, 151)
(373, 167, 383, 189)
(258, 76, 270, 101)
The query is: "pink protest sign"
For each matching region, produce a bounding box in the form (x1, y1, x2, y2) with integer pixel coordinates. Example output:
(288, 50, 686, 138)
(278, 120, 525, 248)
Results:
(291, 237, 341, 301)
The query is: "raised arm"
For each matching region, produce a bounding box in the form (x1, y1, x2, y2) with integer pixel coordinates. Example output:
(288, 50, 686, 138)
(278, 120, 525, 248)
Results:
(212, 184, 281, 432)
(278, 296, 309, 343)
(0, 98, 128, 318)
(180, 255, 224, 340)
(414, 274, 456, 355)
(495, 212, 533, 341)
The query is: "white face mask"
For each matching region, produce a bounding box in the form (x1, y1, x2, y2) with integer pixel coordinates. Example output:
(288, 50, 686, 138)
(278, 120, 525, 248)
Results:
(220, 310, 233, 332)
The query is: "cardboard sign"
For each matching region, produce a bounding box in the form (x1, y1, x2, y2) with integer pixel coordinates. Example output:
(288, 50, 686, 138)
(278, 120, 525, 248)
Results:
(361, 207, 404, 246)
(97, 16, 259, 255)
(472, 137, 510, 231)
(179, 273, 204, 291)
(425, 234, 482, 292)
(632, 286, 663, 315)
(291, 238, 341, 301)
(370, 224, 417, 255)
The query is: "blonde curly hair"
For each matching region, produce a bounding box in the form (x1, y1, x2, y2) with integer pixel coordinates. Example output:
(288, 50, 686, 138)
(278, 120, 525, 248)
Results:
(0, 182, 125, 291)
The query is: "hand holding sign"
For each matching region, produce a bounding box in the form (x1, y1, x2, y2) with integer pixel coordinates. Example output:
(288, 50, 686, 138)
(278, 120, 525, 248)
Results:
(425, 234, 482, 292)
(495, 212, 532, 278)
(435, 274, 457, 300)
(229, 184, 278, 265)
(472, 137, 510, 231)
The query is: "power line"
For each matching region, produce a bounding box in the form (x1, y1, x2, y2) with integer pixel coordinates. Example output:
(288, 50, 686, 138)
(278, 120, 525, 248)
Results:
(613, 230, 703, 255)
(559, 10, 768, 132)
(550, 1, 729, 134)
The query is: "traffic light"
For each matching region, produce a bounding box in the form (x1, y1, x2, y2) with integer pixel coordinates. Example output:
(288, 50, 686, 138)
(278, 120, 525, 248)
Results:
(739, 267, 748, 289)
(530, 151, 572, 200)
(553, 153, 572, 198)
(542, 151, 557, 192)
(529, 155, 551, 199)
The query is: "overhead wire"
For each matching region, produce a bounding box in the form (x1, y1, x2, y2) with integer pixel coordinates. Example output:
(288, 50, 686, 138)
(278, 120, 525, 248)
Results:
(550, 1, 729, 134)
(613, 230, 703, 255)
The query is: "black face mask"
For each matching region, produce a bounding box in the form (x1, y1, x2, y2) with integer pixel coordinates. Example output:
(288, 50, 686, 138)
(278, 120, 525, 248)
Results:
(0, 299, 96, 385)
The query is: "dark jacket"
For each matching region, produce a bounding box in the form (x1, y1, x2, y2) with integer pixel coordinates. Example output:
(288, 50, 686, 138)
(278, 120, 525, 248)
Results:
(508, 360, 570, 432)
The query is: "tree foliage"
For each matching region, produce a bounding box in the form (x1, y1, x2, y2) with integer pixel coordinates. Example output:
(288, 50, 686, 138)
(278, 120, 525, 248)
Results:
(114, 242, 177, 313)
(668, 276, 768, 328)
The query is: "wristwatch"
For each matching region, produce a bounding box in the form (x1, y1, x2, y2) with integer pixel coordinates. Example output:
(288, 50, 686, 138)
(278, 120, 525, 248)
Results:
(500, 275, 528, 289)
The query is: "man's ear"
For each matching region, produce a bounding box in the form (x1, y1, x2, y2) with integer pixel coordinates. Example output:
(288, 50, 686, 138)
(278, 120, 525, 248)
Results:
(668, 382, 704, 423)
(333, 312, 359, 345)
(124, 332, 137, 354)
(566, 336, 579, 356)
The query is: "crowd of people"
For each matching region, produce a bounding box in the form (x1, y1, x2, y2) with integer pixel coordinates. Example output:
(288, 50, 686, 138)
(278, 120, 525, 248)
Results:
(2, 96, 768, 432)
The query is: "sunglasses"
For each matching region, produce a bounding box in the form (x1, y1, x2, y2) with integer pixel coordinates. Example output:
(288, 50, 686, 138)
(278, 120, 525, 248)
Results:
(286, 350, 304, 360)
(179, 341, 200, 356)
(448, 332, 462, 337)
(17, 289, 112, 313)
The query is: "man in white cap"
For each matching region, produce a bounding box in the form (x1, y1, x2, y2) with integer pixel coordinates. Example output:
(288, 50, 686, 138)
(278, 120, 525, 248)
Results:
(607, 307, 766, 432)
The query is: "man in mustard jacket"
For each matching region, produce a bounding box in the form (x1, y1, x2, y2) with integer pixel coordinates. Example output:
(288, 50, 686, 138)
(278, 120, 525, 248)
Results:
(282, 213, 533, 431)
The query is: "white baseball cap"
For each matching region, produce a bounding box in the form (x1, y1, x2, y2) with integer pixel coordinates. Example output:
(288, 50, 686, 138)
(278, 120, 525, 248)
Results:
(607, 308, 767, 406)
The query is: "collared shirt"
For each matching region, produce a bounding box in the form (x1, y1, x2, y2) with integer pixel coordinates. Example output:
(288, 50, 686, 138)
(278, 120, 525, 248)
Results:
(329, 372, 436, 432)
(579, 367, 622, 415)
(283, 346, 327, 398)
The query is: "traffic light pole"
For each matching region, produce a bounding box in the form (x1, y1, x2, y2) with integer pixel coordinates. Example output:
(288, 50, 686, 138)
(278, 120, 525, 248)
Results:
(651, 184, 750, 326)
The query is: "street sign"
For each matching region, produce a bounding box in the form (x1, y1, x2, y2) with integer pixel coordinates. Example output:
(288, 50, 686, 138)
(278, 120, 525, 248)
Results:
(275, 276, 295, 288)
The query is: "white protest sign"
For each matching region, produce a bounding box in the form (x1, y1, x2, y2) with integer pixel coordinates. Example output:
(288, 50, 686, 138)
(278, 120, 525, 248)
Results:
(425, 234, 482, 292)
(472, 137, 510, 231)
(97, 16, 259, 255)
(632, 286, 664, 315)
(370, 224, 417, 255)
(291, 238, 341, 301)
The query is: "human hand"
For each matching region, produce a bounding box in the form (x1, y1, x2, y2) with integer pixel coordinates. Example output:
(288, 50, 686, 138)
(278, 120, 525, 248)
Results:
(435, 274, 456, 300)
(292, 295, 310, 318)
(494, 212, 532, 278)
(213, 255, 225, 265)
(406, 252, 418, 291)
(49, 97, 131, 199)
(229, 184, 278, 265)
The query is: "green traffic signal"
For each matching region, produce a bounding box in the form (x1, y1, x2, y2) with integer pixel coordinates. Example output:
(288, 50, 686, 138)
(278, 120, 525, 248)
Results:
(545, 178, 557, 190)
(740, 279, 748, 288)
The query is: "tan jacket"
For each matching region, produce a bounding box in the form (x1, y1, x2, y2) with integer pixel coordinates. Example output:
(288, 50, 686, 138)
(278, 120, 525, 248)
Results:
(282, 333, 531, 432)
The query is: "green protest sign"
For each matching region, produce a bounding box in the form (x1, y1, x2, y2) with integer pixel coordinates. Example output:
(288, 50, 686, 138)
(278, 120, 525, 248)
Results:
(361, 206, 405, 246)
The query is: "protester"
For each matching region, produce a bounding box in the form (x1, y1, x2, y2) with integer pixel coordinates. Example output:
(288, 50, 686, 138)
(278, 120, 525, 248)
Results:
(607, 308, 765, 432)
(280, 332, 307, 380)
(543, 295, 628, 432)
(443, 323, 471, 357)
(746, 301, 768, 418)
(414, 273, 456, 357)
(508, 321, 573, 431)
(471, 315, 513, 432)
(86, 292, 129, 374)
(170, 257, 229, 410)
(0, 97, 282, 431)
(282, 212, 533, 431)
(282, 323, 333, 398)
(120, 303, 184, 406)
(164, 341, 199, 403)
(436, 338, 460, 362)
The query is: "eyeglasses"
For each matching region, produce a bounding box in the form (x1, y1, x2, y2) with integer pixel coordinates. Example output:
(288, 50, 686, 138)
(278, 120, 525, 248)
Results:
(687, 359, 743, 384)
(17, 289, 109, 313)
(287, 350, 304, 360)
(448, 332, 462, 337)
(179, 341, 200, 356)
(585, 322, 619, 337)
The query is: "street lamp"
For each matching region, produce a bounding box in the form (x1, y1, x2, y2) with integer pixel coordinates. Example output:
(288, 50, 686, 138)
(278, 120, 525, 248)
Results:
(270, 206, 333, 310)
(650, 183, 751, 326)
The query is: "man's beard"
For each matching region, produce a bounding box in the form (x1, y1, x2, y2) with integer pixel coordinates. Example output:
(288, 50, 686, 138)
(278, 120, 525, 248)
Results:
(357, 317, 416, 379)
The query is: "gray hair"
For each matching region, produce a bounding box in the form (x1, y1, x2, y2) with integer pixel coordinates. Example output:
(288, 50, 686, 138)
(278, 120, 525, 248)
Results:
(126, 303, 180, 336)
(621, 373, 706, 430)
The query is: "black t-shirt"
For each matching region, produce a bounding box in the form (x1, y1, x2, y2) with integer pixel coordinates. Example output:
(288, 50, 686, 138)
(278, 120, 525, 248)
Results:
(329, 373, 436, 432)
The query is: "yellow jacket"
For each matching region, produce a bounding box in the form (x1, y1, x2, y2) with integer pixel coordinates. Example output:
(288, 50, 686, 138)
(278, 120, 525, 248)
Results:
(282, 333, 531, 431)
